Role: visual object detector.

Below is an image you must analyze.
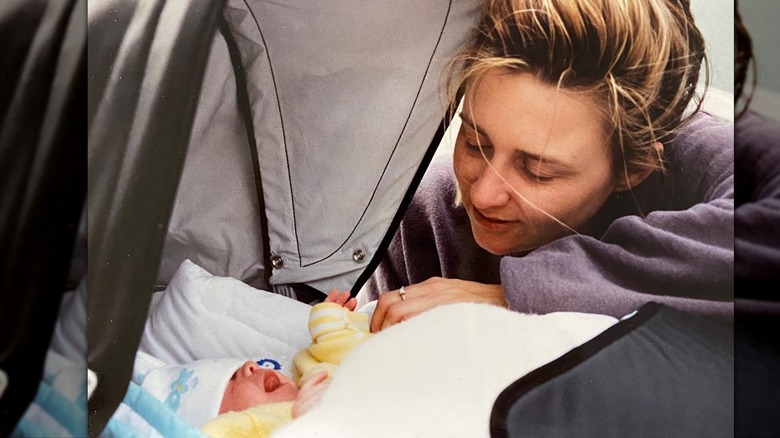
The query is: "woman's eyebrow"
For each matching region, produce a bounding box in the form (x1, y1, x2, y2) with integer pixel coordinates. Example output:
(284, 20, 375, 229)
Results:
(518, 150, 575, 172)
(459, 112, 492, 142)
(460, 112, 572, 170)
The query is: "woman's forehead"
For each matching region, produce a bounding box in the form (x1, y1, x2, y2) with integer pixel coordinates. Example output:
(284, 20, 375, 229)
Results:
(461, 72, 612, 163)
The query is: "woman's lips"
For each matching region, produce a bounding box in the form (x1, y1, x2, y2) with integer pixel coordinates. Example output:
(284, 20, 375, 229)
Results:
(472, 209, 518, 231)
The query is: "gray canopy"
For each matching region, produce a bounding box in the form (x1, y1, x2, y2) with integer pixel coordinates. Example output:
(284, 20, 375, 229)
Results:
(157, 0, 482, 295)
(86, 0, 481, 432)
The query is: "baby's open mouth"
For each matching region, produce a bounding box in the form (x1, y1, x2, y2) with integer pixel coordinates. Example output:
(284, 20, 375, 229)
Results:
(263, 372, 281, 392)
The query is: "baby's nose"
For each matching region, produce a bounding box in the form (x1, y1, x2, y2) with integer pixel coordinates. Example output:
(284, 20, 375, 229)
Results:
(240, 360, 259, 376)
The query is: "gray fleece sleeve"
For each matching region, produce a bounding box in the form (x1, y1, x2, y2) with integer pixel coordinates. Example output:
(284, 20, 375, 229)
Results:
(501, 113, 734, 319)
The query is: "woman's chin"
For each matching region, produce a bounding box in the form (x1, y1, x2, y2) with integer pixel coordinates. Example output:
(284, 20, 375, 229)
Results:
(472, 227, 543, 256)
(473, 231, 515, 256)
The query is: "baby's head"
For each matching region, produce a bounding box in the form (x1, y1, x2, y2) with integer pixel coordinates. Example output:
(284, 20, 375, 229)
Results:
(139, 357, 296, 427)
(219, 361, 299, 414)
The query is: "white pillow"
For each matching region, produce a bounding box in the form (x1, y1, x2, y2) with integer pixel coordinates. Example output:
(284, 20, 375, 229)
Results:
(138, 260, 312, 378)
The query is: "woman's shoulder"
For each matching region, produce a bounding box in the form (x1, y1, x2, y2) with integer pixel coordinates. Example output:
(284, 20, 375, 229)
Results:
(669, 112, 733, 159)
(397, 158, 471, 250)
(407, 158, 461, 219)
(663, 112, 733, 203)
(417, 158, 457, 194)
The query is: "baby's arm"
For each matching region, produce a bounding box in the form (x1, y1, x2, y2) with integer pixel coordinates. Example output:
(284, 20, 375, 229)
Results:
(291, 371, 329, 418)
(324, 290, 357, 311)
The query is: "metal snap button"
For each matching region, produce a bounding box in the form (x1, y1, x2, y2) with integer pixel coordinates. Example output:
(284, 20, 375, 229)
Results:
(270, 255, 284, 269)
(352, 249, 366, 262)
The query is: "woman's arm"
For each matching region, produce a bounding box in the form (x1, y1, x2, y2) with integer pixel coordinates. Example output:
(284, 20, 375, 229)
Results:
(501, 113, 734, 319)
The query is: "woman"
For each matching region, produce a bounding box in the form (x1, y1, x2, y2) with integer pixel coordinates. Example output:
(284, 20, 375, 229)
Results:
(367, 0, 733, 332)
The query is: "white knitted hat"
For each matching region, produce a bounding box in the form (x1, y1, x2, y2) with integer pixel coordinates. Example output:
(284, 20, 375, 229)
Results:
(139, 357, 246, 427)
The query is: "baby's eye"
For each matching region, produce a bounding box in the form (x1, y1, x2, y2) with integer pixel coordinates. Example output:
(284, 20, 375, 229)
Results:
(256, 358, 281, 370)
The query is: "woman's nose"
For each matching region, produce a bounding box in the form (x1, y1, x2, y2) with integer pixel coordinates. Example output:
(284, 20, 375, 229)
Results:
(470, 168, 511, 209)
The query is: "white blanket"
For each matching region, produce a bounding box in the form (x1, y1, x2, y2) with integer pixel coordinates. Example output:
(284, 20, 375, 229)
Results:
(273, 303, 618, 438)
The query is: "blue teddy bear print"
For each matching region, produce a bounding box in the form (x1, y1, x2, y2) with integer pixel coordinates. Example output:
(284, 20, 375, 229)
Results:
(164, 368, 199, 411)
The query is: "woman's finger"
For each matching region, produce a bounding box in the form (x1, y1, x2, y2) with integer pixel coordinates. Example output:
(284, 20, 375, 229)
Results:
(379, 299, 425, 332)
(370, 291, 398, 333)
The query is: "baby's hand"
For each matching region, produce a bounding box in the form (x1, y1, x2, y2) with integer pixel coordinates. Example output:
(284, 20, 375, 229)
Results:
(324, 290, 357, 311)
(292, 372, 330, 418)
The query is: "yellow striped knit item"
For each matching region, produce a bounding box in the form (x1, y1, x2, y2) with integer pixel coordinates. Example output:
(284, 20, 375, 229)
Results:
(293, 302, 371, 385)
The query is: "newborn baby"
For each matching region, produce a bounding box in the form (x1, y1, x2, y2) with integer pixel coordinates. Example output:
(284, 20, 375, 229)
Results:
(129, 353, 310, 431)
(130, 290, 369, 437)
(201, 290, 370, 436)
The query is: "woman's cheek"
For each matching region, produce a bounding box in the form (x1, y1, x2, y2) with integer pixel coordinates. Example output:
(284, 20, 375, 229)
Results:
(453, 151, 482, 187)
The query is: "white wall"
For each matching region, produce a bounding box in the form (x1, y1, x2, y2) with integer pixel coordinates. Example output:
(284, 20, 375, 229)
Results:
(690, 0, 734, 121)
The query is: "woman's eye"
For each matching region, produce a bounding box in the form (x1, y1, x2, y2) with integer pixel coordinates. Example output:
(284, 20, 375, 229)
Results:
(465, 141, 492, 154)
(524, 170, 555, 183)
(522, 162, 555, 183)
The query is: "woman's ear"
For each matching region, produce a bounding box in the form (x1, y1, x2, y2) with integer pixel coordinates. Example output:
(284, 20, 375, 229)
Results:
(613, 142, 664, 192)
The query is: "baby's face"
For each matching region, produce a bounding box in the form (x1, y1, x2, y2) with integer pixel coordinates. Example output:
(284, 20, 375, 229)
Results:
(219, 361, 299, 414)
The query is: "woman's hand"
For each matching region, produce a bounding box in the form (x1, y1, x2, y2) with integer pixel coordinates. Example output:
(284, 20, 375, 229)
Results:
(292, 371, 330, 418)
(369, 277, 506, 333)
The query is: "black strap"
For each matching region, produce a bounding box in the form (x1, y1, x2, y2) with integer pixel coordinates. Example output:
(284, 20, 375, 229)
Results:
(351, 115, 451, 296)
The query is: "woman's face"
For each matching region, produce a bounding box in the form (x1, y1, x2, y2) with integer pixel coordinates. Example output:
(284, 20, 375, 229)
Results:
(453, 70, 618, 255)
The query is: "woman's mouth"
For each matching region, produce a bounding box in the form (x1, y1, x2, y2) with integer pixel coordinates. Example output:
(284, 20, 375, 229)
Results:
(472, 209, 517, 231)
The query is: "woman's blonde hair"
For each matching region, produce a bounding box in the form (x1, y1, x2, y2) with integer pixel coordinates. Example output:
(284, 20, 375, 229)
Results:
(447, 0, 708, 178)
